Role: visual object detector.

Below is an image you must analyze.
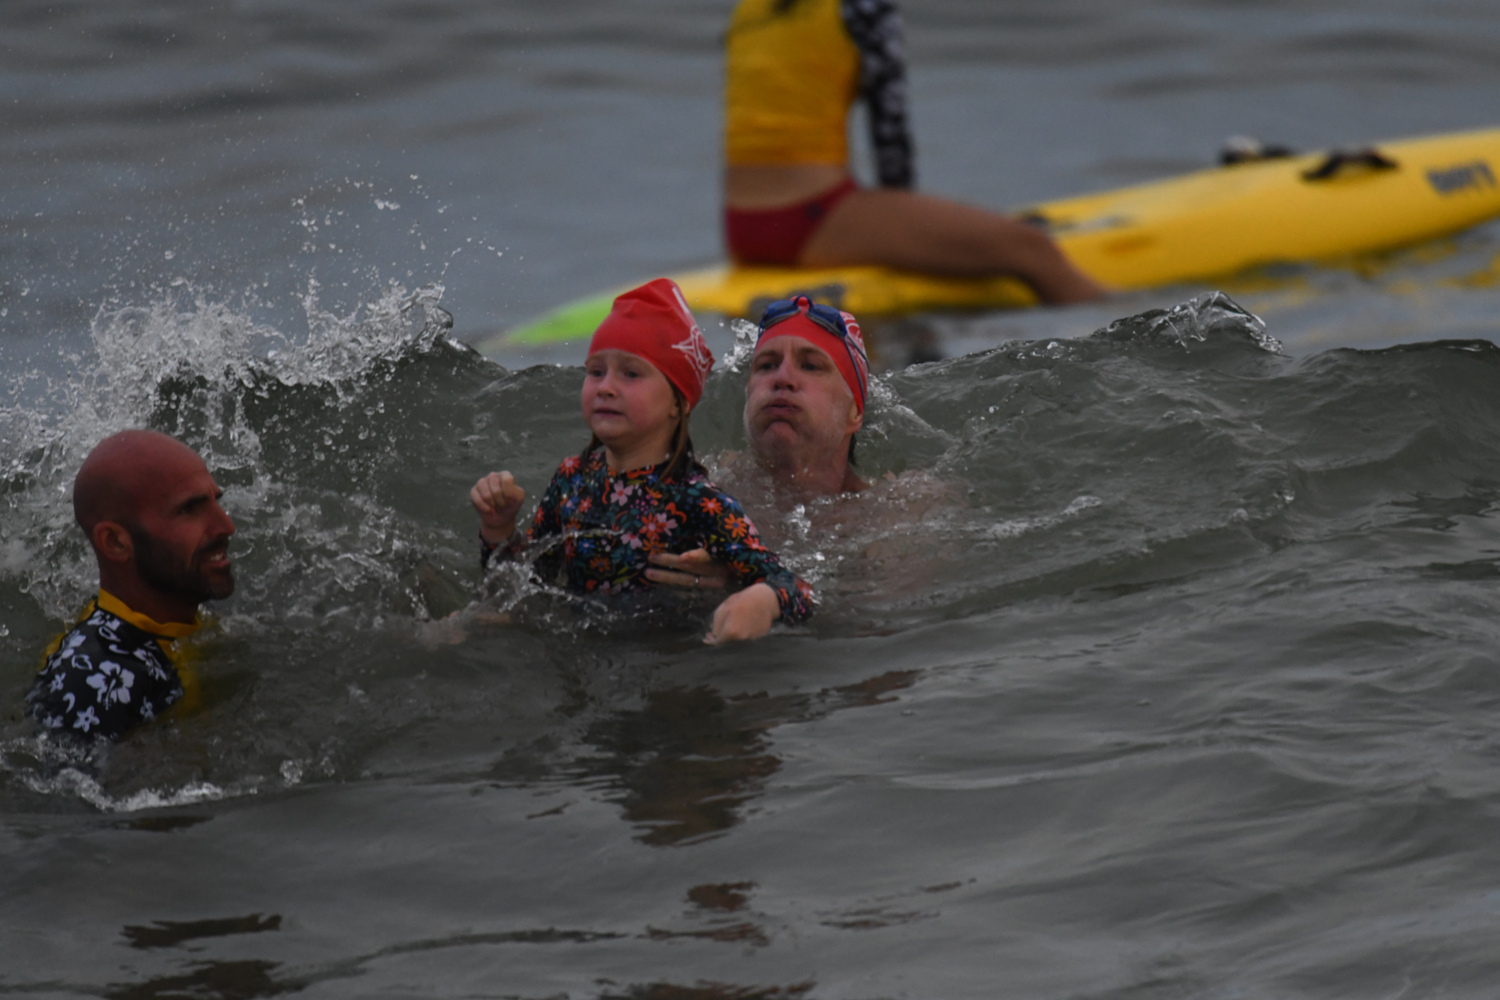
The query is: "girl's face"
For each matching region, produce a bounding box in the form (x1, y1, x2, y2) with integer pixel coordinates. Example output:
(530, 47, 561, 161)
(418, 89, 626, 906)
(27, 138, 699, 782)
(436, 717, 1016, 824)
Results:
(581, 349, 681, 458)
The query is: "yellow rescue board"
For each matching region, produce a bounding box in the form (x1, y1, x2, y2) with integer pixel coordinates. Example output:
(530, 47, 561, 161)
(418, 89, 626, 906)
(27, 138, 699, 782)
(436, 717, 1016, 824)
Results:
(1051, 127, 1500, 288)
(499, 127, 1500, 346)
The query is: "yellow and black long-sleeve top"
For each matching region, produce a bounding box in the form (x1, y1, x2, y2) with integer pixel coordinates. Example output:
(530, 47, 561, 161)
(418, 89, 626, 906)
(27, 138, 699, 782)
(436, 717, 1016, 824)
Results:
(28, 590, 200, 740)
(725, 0, 914, 188)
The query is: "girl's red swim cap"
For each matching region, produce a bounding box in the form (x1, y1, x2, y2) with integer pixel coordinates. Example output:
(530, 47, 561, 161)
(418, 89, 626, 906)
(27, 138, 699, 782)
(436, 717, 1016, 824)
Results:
(588, 278, 714, 410)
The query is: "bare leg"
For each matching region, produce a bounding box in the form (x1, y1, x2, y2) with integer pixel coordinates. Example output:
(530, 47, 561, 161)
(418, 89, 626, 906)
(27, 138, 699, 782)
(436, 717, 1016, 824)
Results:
(799, 188, 1108, 304)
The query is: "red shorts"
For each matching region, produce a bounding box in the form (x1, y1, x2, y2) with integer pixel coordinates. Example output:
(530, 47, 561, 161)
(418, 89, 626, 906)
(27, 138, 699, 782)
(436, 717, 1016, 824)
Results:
(724, 178, 859, 266)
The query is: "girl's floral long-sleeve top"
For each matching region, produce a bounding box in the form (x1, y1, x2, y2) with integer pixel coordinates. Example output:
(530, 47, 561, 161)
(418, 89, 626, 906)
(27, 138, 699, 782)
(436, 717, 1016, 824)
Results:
(482, 449, 814, 624)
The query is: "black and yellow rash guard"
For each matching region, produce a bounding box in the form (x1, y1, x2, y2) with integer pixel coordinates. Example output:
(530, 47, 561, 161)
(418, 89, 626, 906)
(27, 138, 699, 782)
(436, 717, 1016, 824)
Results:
(725, 0, 914, 188)
(27, 590, 201, 740)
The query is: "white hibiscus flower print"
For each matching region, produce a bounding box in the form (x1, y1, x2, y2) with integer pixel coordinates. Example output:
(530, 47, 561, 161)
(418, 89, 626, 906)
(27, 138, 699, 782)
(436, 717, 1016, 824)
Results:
(86, 660, 134, 705)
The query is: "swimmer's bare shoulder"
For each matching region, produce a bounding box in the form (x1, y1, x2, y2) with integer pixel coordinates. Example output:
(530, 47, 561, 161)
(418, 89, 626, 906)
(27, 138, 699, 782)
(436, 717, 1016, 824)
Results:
(790, 468, 960, 604)
(810, 466, 955, 535)
(869, 467, 951, 510)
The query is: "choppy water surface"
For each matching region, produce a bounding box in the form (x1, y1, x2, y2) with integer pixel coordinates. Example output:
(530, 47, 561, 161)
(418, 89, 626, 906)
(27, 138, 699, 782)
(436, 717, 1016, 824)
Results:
(4, 2, 1500, 998)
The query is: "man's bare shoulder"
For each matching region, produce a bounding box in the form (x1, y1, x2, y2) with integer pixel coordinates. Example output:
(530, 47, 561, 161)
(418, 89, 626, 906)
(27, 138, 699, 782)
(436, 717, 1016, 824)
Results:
(865, 468, 949, 503)
(812, 467, 953, 524)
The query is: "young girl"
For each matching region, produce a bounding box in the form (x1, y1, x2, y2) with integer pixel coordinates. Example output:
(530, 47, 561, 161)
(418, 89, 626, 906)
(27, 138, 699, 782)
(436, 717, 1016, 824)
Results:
(470, 278, 813, 642)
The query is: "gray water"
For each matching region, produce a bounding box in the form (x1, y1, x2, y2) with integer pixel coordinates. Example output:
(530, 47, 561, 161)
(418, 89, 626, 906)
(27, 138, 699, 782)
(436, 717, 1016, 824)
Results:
(4, 2, 1500, 998)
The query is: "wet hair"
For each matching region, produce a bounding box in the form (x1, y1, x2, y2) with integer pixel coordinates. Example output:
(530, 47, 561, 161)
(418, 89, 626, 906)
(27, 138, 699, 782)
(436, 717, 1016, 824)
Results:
(848, 433, 858, 468)
(661, 386, 699, 480)
(581, 386, 700, 481)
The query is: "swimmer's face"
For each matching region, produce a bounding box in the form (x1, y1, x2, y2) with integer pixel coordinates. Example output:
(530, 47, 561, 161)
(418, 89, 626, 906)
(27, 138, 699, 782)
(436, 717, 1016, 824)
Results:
(581, 349, 682, 462)
(127, 450, 236, 605)
(745, 336, 862, 467)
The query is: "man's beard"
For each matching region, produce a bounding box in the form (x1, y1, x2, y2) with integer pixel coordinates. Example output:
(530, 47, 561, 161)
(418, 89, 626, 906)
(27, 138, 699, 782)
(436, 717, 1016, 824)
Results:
(128, 525, 235, 604)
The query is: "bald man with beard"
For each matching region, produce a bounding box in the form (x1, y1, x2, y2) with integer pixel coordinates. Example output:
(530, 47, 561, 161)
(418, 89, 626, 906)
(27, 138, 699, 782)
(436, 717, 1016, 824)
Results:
(28, 430, 236, 740)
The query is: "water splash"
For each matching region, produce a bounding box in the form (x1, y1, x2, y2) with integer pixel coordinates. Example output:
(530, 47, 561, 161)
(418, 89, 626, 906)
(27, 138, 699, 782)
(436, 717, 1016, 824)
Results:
(0, 280, 460, 623)
(0, 732, 255, 812)
(984, 494, 1104, 540)
(719, 317, 759, 373)
(1095, 291, 1283, 353)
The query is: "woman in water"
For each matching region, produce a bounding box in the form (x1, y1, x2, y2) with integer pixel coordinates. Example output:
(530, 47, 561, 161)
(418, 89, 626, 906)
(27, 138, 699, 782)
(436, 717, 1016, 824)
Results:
(723, 0, 1106, 304)
(469, 278, 814, 643)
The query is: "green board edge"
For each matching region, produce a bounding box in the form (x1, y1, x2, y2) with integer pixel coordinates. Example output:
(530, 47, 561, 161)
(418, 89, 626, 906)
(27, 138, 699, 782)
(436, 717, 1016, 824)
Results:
(502, 291, 618, 346)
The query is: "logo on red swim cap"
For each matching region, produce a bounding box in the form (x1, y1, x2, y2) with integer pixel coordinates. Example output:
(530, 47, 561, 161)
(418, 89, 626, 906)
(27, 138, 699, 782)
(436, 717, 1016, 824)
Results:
(835, 309, 869, 412)
(588, 278, 714, 409)
(666, 283, 715, 386)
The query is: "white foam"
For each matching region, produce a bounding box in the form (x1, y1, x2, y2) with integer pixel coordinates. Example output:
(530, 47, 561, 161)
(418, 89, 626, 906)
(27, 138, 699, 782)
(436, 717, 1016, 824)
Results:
(986, 494, 1103, 540)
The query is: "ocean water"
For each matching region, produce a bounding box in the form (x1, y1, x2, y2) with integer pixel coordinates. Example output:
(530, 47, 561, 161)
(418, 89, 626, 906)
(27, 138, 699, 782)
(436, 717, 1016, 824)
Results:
(4, 2, 1500, 998)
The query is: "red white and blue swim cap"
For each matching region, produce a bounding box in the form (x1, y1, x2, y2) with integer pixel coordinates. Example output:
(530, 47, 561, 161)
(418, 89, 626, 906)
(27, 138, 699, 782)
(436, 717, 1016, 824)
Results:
(754, 295, 870, 413)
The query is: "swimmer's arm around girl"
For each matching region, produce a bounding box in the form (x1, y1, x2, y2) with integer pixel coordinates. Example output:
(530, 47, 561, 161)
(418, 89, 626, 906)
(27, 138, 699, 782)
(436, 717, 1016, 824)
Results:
(687, 483, 816, 641)
(645, 547, 731, 590)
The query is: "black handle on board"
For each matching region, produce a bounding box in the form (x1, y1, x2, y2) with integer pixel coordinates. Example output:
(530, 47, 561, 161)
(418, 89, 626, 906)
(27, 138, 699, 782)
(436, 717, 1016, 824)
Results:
(1302, 148, 1399, 181)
